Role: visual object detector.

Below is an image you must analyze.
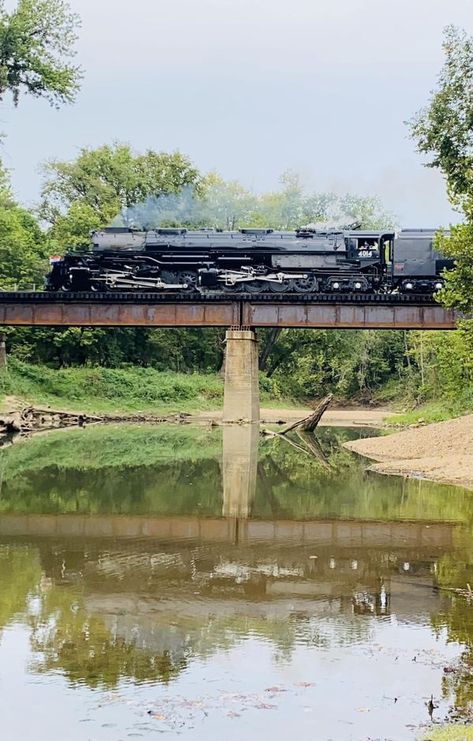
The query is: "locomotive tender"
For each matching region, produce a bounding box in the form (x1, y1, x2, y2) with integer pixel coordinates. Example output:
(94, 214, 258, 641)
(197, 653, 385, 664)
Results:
(46, 227, 453, 295)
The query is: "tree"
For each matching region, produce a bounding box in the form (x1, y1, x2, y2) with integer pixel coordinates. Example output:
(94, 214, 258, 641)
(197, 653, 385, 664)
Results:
(251, 171, 395, 231)
(409, 25, 473, 311)
(0, 0, 82, 107)
(409, 26, 473, 216)
(195, 172, 257, 229)
(0, 160, 47, 289)
(41, 144, 202, 249)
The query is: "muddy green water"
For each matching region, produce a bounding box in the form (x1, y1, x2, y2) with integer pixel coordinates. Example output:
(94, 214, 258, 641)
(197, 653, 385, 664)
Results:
(0, 424, 472, 741)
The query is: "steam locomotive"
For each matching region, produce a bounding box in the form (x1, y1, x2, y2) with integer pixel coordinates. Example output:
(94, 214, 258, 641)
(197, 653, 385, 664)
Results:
(46, 227, 453, 295)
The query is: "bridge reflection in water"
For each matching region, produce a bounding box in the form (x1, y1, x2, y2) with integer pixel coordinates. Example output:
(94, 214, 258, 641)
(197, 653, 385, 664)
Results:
(0, 424, 460, 624)
(0, 423, 457, 550)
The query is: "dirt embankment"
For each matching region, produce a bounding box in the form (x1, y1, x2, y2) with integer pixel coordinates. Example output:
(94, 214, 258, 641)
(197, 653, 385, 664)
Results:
(345, 415, 473, 490)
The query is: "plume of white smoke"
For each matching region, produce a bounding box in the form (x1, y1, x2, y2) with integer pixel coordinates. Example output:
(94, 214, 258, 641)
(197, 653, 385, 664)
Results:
(111, 186, 203, 229)
(110, 183, 394, 231)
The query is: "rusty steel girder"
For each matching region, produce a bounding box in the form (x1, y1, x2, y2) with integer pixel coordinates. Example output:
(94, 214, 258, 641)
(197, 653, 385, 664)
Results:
(242, 302, 457, 329)
(0, 300, 458, 329)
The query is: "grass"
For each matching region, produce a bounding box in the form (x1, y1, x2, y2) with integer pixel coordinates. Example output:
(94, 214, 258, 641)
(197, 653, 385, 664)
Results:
(373, 376, 473, 426)
(0, 358, 296, 415)
(387, 401, 473, 426)
(0, 358, 225, 414)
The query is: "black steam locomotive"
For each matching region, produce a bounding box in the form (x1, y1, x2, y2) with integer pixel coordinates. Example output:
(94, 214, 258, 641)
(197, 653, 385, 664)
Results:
(46, 227, 453, 295)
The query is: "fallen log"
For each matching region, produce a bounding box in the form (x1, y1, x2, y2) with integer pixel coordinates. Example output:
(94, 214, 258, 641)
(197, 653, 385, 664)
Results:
(0, 405, 194, 435)
(279, 394, 333, 435)
(0, 412, 25, 433)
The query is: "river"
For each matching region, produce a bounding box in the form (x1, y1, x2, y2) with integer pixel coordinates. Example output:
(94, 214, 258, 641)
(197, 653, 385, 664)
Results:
(0, 423, 472, 740)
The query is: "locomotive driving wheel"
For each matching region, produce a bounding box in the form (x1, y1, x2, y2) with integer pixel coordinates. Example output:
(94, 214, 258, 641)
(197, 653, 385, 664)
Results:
(242, 280, 266, 293)
(269, 279, 290, 292)
(291, 276, 318, 293)
(160, 270, 178, 287)
(177, 271, 198, 290)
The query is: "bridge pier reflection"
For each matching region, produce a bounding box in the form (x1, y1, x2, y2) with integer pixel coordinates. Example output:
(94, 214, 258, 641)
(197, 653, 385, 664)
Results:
(222, 423, 259, 519)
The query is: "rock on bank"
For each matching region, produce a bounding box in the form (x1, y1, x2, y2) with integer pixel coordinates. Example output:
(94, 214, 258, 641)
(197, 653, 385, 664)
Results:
(345, 415, 473, 490)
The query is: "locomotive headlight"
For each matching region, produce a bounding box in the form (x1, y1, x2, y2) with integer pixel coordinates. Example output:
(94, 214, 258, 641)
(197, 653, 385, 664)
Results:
(354, 281, 362, 290)
(405, 282, 414, 290)
(434, 282, 443, 290)
(332, 282, 340, 290)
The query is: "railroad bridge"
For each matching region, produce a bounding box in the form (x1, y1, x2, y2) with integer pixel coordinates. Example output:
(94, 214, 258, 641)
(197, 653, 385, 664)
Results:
(0, 291, 459, 423)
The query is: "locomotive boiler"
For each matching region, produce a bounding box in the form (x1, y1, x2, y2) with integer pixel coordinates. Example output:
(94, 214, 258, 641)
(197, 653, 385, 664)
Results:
(45, 227, 453, 295)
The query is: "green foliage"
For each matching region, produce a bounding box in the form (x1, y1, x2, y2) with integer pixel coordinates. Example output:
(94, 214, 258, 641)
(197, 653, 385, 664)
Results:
(387, 402, 470, 426)
(409, 26, 473, 216)
(196, 170, 395, 231)
(0, 357, 224, 412)
(0, 160, 48, 289)
(0, 202, 48, 288)
(402, 327, 473, 408)
(0, 0, 82, 107)
(260, 329, 406, 401)
(41, 144, 202, 248)
(409, 26, 473, 314)
(6, 326, 225, 369)
(436, 225, 473, 311)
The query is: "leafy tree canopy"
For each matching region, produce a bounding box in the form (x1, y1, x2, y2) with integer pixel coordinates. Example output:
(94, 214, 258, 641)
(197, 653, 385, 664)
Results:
(409, 26, 473, 311)
(41, 144, 202, 249)
(0, 160, 47, 288)
(0, 0, 82, 107)
(198, 171, 395, 231)
(409, 26, 473, 216)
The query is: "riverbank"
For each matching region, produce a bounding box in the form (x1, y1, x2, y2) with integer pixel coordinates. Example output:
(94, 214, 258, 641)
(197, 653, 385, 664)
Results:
(345, 414, 473, 490)
(0, 358, 393, 427)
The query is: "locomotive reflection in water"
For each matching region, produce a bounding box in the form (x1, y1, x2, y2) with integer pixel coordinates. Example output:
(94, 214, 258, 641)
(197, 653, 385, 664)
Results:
(46, 226, 453, 296)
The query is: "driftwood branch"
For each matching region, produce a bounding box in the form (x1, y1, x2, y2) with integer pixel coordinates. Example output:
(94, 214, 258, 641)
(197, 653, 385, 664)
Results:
(279, 394, 333, 435)
(0, 406, 193, 436)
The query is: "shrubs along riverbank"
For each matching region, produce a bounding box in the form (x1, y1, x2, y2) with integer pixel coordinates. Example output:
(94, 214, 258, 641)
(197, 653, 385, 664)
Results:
(0, 359, 225, 414)
(0, 357, 470, 425)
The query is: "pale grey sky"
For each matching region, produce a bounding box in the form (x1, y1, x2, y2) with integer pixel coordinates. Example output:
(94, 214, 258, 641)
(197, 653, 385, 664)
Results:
(2, 0, 473, 225)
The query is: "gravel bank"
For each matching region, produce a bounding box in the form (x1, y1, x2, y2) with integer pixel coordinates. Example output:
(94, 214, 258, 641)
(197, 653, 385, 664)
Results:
(345, 415, 473, 490)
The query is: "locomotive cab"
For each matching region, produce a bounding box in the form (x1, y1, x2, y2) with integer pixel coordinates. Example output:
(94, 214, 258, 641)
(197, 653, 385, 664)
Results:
(392, 229, 454, 293)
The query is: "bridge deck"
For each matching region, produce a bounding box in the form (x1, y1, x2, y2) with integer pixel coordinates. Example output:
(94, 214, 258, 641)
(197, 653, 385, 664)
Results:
(0, 292, 457, 328)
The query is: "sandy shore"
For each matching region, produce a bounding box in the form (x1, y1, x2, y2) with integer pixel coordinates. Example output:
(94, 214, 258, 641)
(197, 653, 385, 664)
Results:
(345, 415, 473, 490)
(192, 407, 391, 428)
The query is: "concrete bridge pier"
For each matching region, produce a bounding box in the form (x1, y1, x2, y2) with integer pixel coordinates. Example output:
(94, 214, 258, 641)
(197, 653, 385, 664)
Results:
(223, 329, 260, 424)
